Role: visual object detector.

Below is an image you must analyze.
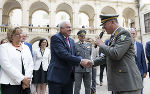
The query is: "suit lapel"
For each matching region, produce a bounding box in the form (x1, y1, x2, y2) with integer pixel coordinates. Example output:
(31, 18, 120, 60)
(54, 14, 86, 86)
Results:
(59, 32, 71, 50)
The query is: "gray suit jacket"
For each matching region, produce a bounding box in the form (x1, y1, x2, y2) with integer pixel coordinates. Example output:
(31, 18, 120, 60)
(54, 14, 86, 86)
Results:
(94, 27, 143, 91)
(75, 41, 92, 72)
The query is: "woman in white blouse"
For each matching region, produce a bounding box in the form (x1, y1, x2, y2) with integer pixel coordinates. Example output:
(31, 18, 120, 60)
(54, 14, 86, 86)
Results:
(32, 38, 50, 94)
(0, 27, 34, 94)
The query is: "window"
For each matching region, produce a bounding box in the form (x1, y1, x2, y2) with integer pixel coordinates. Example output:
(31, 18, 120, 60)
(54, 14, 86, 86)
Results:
(144, 12, 150, 33)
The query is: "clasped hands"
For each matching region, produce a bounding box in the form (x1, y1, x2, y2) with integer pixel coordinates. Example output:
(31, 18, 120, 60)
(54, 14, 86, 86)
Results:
(22, 77, 31, 89)
(80, 59, 93, 68)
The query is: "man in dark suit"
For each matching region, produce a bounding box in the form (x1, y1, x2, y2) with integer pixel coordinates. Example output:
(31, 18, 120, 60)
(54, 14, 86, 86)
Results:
(47, 21, 92, 94)
(146, 41, 150, 77)
(93, 14, 143, 94)
(129, 28, 147, 78)
(129, 28, 147, 94)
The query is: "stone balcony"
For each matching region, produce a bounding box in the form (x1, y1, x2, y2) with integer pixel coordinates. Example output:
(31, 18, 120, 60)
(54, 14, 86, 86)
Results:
(0, 26, 110, 43)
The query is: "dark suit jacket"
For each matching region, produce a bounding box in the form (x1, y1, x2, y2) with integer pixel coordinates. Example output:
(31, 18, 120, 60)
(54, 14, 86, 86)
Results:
(145, 41, 150, 76)
(47, 32, 81, 84)
(135, 41, 147, 77)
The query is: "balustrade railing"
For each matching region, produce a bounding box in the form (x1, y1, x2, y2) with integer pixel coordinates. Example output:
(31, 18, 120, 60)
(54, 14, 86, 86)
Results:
(0, 26, 102, 36)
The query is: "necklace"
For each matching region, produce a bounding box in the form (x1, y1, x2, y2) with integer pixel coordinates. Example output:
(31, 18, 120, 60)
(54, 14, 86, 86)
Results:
(12, 43, 21, 47)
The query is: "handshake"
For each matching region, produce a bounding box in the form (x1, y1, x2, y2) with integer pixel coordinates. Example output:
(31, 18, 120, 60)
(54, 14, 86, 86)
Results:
(80, 59, 93, 68)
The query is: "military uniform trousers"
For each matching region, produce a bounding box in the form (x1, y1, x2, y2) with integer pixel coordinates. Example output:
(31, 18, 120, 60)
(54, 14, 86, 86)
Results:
(91, 67, 97, 92)
(74, 72, 92, 94)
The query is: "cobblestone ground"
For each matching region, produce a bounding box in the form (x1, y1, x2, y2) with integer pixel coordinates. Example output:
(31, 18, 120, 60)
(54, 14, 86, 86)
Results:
(33, 67, 150, 94)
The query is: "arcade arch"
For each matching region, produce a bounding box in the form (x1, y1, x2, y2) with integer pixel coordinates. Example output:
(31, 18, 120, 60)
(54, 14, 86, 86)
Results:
(122, 8, 135, 28)
(79, 12, 89, 28)
(29, 1, 49, 25)
(9, 9, 22, 26)
(2, 0, 22, 25)
(56, 11, 70, 26)
(101, 6, 117, 14)
(0, 0, 141, 43)
(79, 4, 95, 27)
(32, 10, 49, 27)
(56, 3, 73, 25)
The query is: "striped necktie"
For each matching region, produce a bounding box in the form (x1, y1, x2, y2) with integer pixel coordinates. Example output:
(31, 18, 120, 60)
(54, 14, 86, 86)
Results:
(65, 37, 70, 48)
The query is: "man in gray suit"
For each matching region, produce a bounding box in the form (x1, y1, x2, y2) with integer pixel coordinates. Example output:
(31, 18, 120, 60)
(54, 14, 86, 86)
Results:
(74, 30, 92, 94)
(93, 14, 143, 94)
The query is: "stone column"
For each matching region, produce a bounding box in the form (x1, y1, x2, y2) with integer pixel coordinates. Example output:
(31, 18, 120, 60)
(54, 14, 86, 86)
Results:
(94, 5, 100, 27)
(29, 16, 32, 24)
(115, 5, 123, 27)
(72, 2, 79, 28)
(2, 15, 9, 25)
(0, 8, 2, 25)
(94, 14, 100, 27)
(72, 2, 79, 36)
(72, 11, 79, 35)
(118, 11, 124, 27)
(49, 9, 57, 35)
(22, 1, 29, 26)
(22, 9, 29, 26)
(135, 15, 140, 30)
(49, 10, 56, 27)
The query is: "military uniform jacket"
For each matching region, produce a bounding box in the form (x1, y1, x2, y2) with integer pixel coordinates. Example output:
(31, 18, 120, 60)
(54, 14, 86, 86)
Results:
(94, 27, 143, 91)
(75, 41, 92, 72)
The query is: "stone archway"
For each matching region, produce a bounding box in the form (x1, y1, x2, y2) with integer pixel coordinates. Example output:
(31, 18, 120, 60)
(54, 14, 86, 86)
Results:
(101, 6, 117, 14)
(29, 1, 49, 25)
(79, 4, 95, 27)
(2, 0, 22, 25)
(122, 8, 135, 28)
(56, 3, 73, 25)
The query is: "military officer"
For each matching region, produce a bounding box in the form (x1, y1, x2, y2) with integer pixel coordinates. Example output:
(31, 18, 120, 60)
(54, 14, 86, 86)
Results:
(74, 30, 92, 94)
(93, 14, 143, 94)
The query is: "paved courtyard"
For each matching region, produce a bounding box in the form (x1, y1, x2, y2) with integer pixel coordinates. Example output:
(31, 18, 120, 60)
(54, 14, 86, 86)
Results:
(80, 67, 150, 94)
(37, 67, 150, 94)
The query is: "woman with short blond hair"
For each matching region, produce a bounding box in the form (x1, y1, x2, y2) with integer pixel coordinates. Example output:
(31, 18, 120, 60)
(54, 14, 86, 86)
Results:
(0, 27, 34, 94)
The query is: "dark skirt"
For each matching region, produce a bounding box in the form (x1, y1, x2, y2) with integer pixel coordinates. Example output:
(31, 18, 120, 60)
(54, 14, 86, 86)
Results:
(32, 64, 47, 84)
(1, 84, 30, 94)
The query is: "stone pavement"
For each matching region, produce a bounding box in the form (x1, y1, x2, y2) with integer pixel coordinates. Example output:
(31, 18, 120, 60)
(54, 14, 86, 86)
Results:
(80, 67, 150, 94)
(42, 67, 150, 94)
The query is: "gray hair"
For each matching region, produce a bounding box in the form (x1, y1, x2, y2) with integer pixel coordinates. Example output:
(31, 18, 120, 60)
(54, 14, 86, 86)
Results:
(59, 20, 70, 29)
(126, 28, 136, 32)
